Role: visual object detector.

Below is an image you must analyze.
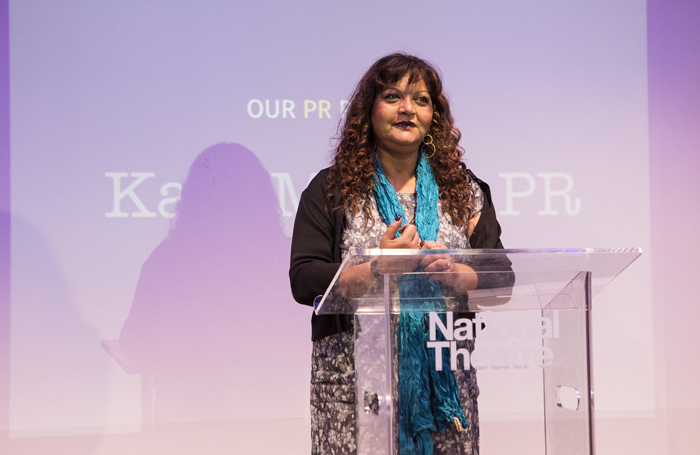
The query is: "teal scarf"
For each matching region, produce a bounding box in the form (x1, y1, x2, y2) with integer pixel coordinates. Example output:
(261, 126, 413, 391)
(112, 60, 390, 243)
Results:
(373, 155, 467, 455)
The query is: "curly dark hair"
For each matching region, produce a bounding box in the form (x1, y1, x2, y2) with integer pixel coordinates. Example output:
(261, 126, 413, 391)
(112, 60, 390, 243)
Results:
(327, 52, 475, 226)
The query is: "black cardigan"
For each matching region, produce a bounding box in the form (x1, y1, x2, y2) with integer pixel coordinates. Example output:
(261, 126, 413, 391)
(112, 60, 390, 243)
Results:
(289, 167, 507, 341)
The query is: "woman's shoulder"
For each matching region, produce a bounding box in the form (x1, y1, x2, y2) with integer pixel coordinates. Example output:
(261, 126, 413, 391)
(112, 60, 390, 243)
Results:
(466, 169, 485, 187)
(466, 169, 494, 202)
(296, 167, 341, 221)
(302, 167, 342, 207)
(305, 167, 331, 192)
(298, 167, 332, 198)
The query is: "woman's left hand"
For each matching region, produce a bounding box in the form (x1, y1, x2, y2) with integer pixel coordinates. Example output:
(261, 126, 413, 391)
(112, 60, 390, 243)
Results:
(420, 241, 478, 293)
(421, 241, 455, 282)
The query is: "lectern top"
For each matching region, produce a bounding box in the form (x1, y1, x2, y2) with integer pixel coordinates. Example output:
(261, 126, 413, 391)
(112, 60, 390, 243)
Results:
(314, 247, 641, 315)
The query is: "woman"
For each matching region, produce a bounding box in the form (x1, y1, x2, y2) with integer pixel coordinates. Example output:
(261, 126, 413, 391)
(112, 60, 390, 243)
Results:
(290, 53, 505, 455)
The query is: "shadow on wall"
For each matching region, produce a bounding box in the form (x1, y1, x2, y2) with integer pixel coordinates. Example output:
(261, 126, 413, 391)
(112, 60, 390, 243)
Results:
(11, 213, 109, 436)
(117, 143, 308, 424)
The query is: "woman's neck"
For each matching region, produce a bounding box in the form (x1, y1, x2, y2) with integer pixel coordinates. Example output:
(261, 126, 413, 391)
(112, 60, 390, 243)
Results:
(378, 148, 418, 193)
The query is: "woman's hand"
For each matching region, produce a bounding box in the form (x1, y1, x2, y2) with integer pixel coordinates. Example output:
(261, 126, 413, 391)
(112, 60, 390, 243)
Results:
(376, 215, 422, 273)
(338, 216, 421, 297)
(421, 241, 478, 294)
(379, 216, 420, 249)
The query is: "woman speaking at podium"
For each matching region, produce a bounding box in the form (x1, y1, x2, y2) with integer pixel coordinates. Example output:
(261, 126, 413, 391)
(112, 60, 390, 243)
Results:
(290, 53, 505, 455)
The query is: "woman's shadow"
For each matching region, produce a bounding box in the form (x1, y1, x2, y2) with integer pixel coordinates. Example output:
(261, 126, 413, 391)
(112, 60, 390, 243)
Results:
(116, 143, 307, 425)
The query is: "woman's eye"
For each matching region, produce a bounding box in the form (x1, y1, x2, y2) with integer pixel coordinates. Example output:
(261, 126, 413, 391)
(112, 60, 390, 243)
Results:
(416, 96, 430, 103)
(385, 93, 399, 100)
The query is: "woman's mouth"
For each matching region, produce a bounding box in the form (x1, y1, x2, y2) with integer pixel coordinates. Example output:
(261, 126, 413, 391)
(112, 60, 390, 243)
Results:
(394, 121, 415, 127)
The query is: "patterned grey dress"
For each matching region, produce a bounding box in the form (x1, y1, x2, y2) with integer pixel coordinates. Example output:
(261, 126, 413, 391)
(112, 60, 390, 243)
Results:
(310, 181, 484, 455)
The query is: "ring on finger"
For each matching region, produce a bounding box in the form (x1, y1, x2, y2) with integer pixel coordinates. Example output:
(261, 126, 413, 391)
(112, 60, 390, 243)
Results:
(445, 260, 452, 269)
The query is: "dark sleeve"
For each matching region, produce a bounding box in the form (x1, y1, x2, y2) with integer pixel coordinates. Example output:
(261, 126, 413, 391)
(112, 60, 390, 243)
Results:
(289, 169, 342, 306)
(466, 171, 515, 292)
(468, 172, 504, 250)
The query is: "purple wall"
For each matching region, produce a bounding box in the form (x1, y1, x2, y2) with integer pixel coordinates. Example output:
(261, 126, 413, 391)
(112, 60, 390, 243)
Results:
(648, 0, 700, 450)
(648, 0, 700, 405)
(0, 0, 10, 437)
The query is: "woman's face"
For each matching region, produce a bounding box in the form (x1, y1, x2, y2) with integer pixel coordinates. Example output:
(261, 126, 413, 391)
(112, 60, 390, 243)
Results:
(371, 75, 433, 157)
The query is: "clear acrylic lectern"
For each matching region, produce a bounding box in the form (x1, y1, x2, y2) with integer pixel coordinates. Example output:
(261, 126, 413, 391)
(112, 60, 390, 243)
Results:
(314, 248, 641, 455)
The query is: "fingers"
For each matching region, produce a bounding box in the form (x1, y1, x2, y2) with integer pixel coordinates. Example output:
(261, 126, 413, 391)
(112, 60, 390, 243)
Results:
(420, 242, 450, 270)
(421, 254, 452, 272)
(382, 215, 403, 241)
(380, 216, 424, 250)
(421, 244, 449, 265)
(421, 241, 447, 250)
(421, 255, 439, 268)
(398, 223, 420, 246)
(423, 256, 452, 271)
(398, 223, 415, 235)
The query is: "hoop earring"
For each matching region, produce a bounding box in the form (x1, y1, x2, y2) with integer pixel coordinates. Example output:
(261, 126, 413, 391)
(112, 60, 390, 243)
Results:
(421, 134, 436, 159)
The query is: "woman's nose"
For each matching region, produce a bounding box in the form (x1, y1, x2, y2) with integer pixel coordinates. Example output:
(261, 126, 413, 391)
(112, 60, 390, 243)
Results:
(398, 97, 414, 114)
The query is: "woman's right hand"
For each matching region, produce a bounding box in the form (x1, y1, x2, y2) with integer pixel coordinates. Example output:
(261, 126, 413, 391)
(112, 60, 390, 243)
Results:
(338, 216, 420, 297)
(376, 215, 422, 273)
(379, 215, 420, 249)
